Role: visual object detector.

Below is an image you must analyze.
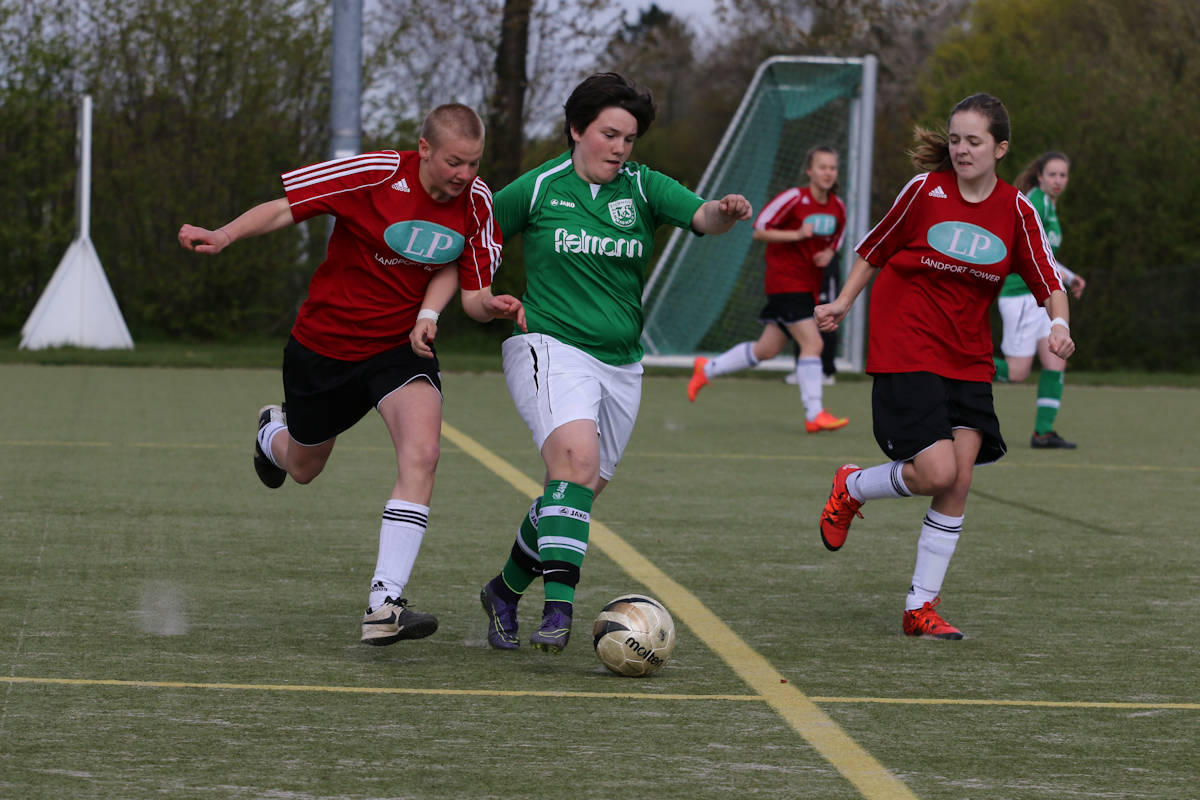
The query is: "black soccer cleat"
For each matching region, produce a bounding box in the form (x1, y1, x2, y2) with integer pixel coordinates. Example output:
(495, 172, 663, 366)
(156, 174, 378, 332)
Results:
(1030, 430, 1076, 449)
(253, 404, 288, 488)
(361, 597, 439, 645)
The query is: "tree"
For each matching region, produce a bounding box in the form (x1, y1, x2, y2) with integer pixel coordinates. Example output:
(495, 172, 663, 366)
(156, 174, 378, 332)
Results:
(918, 0, 1200, 369)
(596, 5, 707, 186)
(707, 0, 970, 214)
(363, 0, 615, 177)
(0, 2, 87, 331)
(487, 0, 533, 189)
(0, 0, 332, 338)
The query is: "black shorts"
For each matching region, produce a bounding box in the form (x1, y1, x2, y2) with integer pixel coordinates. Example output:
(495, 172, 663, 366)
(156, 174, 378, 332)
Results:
(281, 337, 442, 446)
(870, 372, 1006, 465)
(758, 292, 817, 331)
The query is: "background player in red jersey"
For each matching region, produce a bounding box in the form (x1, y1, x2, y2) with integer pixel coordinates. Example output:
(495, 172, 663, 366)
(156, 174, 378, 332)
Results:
(177, 104, 524, 647)
(813, 93, 1075, 639)
(688, 145, 850, 433)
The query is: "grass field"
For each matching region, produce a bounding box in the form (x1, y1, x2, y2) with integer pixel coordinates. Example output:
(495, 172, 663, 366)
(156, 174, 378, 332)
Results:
(1, 362, 1197, 799)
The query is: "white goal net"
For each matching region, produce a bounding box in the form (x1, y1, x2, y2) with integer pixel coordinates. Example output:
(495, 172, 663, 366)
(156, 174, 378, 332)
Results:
(641, 55, 876, 372)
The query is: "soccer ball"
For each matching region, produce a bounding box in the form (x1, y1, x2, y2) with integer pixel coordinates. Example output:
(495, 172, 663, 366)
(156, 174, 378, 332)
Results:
(592, 594, 676, 677)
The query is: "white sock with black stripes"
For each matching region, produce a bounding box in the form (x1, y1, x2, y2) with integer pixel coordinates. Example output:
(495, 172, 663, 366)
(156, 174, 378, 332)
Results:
(704, 341, 759, 378)
(906, 508, 963, 611)
(257, 418, 286, 468)
(368, 500, 428, 611)
(846, 461, 911, 503)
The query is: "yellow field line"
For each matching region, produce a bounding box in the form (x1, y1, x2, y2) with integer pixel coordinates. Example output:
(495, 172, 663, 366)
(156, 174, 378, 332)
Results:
(7, 676, 1190, 714)
(0, 440, 113, 447)
(439, 422, 921, 800)
(813, 697, 1199, 710)
(7, 676, 1195, 712)
(1, 439, 1195, 473)
(2, 676, 755, 703)
(626, 451, 1200, 473)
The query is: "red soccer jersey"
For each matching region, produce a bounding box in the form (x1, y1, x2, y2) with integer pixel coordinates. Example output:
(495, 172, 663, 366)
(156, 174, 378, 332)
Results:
(856, 170, 1061, 381)
(754, 186, 846, 296)
(283, 150, 501, 361)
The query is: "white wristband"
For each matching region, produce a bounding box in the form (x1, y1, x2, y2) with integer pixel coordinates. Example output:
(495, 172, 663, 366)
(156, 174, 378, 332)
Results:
(417, 309, 440, 323)
(1049, 316, 1069, 332)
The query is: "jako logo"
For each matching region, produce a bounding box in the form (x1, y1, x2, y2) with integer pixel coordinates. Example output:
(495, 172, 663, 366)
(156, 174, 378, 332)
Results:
(382, 221, 465, 264)
(554, 228, 643, 258)
(926, 221, 1006, 265)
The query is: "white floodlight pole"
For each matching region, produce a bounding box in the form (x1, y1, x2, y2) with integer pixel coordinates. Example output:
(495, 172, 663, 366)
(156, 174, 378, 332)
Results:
(79, 94, 92, 239)
(20, 94, 134, 350)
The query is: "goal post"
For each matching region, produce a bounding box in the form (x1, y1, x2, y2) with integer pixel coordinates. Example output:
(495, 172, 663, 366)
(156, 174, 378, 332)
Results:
(641, 55, 876, 372)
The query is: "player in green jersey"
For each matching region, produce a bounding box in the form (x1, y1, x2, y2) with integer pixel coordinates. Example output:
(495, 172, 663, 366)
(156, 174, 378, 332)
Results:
(995, 151, 1086, 448)
(478, 72, 752, 653)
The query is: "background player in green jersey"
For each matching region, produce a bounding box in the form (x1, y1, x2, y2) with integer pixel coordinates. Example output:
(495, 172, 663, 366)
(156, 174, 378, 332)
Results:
(478, 72, 752, 653)
(995, 151, 1087, 448)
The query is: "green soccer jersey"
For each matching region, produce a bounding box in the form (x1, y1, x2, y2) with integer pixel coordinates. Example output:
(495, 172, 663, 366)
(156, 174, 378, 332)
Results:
(1001, 186, 1062, 297)
(494, 152, 705, 365)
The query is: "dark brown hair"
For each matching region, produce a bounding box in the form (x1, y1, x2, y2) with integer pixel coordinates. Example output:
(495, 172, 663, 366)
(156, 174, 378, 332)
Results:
(1014, 150, 1069, 194)
(562, 72, 656, 150)
(908, 93, 1011, 172)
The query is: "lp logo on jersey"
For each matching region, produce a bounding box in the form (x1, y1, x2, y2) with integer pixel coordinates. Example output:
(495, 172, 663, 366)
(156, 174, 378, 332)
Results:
(927, 221, 1006, 265)
(383, 221, 465, 264)
(608, 198, 636, 228)
(804, 213, 838, 237)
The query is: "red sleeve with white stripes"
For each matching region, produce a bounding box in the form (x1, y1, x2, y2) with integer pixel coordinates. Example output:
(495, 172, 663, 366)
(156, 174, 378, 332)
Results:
(457, 178, 503, 291)
(753, 187, 803, 231)
(282, 151, 402, 222)
(1011, 192, 1064, 304)
(855, 174, 928, 266)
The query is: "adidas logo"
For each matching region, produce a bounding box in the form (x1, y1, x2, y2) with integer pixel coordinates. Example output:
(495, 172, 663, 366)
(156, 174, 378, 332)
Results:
(928, 185, 947, 198)
(392, 178, 411, 192)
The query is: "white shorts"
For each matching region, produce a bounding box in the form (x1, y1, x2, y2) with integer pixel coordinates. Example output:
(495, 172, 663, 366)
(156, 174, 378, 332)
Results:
(502, 333, 643, 481)
(998, 293, 1050, 358)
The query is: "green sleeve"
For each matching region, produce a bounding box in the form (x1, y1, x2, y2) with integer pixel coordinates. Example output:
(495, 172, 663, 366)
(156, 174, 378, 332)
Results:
(493, 173, 533, 240)
(641, 167, 705, 230)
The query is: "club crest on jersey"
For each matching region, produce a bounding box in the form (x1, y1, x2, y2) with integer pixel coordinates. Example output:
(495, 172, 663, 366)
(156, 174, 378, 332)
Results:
(608, 198, 636, 228)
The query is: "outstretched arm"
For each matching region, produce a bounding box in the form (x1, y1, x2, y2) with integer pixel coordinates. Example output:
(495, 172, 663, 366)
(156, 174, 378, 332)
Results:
(178, 197, 295, 255)
(461, 287, 527, 331)
(691, 194, 753, 235)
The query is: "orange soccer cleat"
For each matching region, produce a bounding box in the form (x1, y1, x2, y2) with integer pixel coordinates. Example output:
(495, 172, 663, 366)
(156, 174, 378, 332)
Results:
(819, 464, 863, 551)
(687, 356, 710, 402)
(902, 597, 964, 640)
(805, 409, 849, 433)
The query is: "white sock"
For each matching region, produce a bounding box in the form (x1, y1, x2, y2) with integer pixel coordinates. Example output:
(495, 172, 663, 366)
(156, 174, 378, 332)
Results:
(256, 419, 286, 468)
(705, 341, 758, 378)
(796, 357, 824, 420)
(368, 500, 428, 611)
(847, 461, 911, 503)
(905, 509, 962, 611)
